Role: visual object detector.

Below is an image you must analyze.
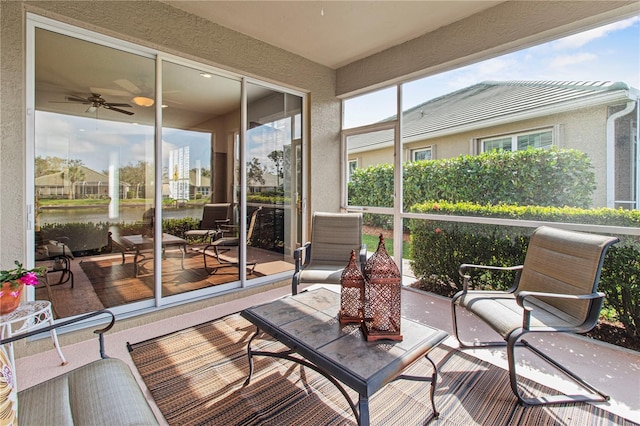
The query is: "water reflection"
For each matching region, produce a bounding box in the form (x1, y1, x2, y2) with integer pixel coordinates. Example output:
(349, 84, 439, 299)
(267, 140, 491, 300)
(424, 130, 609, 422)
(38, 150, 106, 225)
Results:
(41, 206, 203, 225)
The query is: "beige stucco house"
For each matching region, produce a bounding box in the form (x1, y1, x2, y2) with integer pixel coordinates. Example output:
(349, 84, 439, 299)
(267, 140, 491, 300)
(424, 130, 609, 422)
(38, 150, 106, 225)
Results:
(348, 80, 640, 209)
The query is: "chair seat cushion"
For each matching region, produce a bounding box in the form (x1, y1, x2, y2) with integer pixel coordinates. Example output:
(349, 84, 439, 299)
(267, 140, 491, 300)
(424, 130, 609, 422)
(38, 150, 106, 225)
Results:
(298, 261, 347, 284)
(18, 358, 158, 426)
(212, 237, 239, 247)
(185, 229, 214, 237)
(456, 290, 583, 338)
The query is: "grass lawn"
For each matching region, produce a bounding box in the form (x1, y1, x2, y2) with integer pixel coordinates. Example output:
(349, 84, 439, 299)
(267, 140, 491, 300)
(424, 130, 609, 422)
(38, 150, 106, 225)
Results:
(362, 233, 412, 260)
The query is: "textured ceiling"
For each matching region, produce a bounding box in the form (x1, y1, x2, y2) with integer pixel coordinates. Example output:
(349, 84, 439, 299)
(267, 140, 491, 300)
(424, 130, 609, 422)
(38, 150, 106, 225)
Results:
(164, 1, 504, 69)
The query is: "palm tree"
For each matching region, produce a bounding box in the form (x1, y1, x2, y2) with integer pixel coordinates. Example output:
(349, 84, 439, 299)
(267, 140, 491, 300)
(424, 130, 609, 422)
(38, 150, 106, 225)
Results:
(62, 159, 86, 200)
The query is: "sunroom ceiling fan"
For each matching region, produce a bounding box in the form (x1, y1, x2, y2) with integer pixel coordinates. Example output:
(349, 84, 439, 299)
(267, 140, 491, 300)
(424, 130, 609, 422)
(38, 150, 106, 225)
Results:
(63, 93, 134, 115)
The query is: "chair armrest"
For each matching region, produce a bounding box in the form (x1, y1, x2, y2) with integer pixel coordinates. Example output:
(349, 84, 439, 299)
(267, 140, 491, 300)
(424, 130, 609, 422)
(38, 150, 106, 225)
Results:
(359, 244, 367, 266)
(219, 223, 238, 236)
(0, 310, 116, 359)
(516, 290, 605, 307)
(458, 263, 523, 291)
(293, 242, 311, 272)
(215, 219, 230, 227)
(516, 291, 605, 330)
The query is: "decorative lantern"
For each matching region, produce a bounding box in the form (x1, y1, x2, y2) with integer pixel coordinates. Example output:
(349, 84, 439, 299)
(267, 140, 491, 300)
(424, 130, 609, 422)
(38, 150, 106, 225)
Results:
(339, 249, 366, 325)
(362, 234, 402, 341)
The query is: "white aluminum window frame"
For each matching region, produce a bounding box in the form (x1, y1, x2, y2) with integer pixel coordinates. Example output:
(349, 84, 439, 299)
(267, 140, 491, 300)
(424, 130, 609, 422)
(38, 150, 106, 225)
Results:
(481, 128, 554, 152)
(411, 146, 433, 161)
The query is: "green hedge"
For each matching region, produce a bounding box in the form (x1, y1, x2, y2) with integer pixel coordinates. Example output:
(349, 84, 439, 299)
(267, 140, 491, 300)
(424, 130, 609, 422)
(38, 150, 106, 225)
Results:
(408, 201, 640, 338)
(349, 148, 596, 210)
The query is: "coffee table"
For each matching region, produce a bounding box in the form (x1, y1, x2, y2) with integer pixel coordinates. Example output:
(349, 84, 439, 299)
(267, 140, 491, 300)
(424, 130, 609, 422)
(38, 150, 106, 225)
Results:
(240, 287, 448, 425)
(118, 233, 187, 276)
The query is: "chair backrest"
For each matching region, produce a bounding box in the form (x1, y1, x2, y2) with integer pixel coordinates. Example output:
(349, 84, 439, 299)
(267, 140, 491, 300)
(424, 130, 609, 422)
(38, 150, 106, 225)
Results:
(246, 207, 262, 245)
(309, 212, 363, 264)
(517, 226, 619, 321)
(200, 203, 231, 229)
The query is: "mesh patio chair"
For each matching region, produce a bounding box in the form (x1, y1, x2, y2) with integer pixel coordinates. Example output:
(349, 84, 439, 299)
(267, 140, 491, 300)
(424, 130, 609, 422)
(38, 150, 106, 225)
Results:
(203, 206, 261, 274)
(292, 211, 366, 295)
(451, 226, 619, 406)
(35, 233, 74, 288)
(184, 203, 231, 245)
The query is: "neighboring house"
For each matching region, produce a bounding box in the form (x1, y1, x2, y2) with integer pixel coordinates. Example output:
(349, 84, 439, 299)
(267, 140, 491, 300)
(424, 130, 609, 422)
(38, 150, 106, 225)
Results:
(348, 81, 640, 209)
(188, 169, 211, 199)
(162, 170, 212, 200)
(35, 165, 130, 199)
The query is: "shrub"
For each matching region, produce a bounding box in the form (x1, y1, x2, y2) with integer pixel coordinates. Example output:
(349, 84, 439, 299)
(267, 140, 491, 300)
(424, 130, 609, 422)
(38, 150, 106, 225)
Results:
(600, 245, 640, 338)
(409, 219, 527, 296)
(408, 201, 640, 338)
(349, 148, 596, 211)
(39, 222, 111, 255)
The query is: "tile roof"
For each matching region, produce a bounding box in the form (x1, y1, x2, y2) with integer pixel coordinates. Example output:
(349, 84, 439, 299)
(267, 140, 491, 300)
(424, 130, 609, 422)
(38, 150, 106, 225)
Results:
(348, 81, 636, 152)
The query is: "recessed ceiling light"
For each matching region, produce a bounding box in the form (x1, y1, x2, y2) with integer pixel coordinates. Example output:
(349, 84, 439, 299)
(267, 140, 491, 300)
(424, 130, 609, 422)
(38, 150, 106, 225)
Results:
(200, 73, 212, 78)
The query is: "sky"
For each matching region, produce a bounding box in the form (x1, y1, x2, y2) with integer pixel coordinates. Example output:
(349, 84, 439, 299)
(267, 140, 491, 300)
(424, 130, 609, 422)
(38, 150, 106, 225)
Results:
(344, 16, 640, 129)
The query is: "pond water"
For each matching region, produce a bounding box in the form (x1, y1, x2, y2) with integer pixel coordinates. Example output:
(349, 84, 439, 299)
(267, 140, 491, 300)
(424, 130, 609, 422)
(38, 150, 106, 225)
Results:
(40, 206, 204, 225)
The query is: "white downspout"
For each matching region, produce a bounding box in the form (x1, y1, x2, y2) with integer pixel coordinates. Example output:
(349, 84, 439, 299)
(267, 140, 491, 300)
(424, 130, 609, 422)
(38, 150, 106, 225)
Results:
(635, 100, 640, 210)
(606, 101, 636, 208)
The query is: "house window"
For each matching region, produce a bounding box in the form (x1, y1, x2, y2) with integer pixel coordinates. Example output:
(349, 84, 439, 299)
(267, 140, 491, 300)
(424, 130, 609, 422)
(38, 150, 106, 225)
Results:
(348, 159, 358, 182)
(482, 129, 553, 152)
(411, 147, 432, 161)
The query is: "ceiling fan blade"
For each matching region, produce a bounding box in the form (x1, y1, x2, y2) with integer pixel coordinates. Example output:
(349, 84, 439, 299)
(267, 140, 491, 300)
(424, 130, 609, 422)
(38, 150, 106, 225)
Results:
(66, 96, 90, 103)
(90, 87, 130, 97)
(105, 102, 133, 107)
(114, 79, 141, 94)
(104, 105, 134, 115)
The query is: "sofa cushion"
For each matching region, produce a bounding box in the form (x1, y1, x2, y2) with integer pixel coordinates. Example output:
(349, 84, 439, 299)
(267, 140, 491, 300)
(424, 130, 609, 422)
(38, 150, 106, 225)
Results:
(0, 345, 18, 425)
(18, 358, 158, 426)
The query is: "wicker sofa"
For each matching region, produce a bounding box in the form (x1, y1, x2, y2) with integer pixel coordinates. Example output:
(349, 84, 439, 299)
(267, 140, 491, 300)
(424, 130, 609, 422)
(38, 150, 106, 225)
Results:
(0, 310, 159, 425)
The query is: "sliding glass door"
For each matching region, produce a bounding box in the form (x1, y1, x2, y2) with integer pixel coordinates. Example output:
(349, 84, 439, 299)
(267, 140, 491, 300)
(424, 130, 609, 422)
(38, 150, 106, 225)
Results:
(160, 61, 243, 295)
(30, 18, 303, 318)
(33, 27, 157, 316)
(245, 83, 302, 281)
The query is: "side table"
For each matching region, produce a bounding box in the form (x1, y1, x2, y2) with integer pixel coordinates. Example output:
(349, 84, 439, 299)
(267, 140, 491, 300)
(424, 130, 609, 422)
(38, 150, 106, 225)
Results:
(0, 300, 67, 375)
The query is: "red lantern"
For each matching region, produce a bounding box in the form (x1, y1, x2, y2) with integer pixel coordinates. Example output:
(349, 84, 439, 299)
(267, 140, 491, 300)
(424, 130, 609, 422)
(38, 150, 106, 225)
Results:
(339, 250, 365, 324)
(362, 234, 402, 341)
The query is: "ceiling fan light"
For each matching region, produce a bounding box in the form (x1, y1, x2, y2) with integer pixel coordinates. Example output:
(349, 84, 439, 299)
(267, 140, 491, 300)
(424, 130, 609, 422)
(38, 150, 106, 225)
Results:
(133, 96, 154, 107)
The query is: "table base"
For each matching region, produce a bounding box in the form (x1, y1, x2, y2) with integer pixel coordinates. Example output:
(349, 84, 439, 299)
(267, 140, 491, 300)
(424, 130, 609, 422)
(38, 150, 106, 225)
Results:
(244, 326, 440, 425)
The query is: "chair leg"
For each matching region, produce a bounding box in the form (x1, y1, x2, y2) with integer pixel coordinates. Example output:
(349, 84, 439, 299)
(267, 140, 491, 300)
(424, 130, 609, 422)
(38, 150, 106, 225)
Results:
(203, 244, 255, 275)
(506, 333, 610, 406)
(450, 300, 505, 348)
(452, 301, 608, 406)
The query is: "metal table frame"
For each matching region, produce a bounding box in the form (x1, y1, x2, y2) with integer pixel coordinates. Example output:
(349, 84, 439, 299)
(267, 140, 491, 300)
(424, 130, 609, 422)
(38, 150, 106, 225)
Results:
(118, 233, 187, 276)
(0, 300, 67, 388)
(240, 287, 448, 425)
